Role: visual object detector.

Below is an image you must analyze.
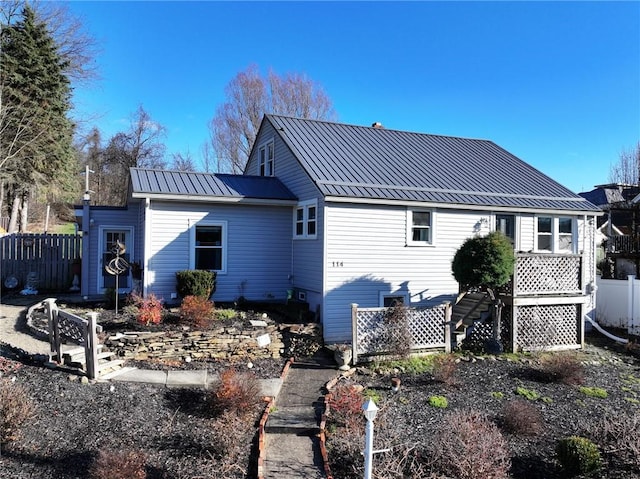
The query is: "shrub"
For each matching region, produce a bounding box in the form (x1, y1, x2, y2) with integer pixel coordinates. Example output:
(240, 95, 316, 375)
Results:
(556, 436, 602, 476)
(179, 295, 215, 328)
(587, 411, 640, 470)
(431, 353, 458, 387)
(432, 409, 511, 479)
(176, 270, 216, 299)
(210, 368, 261, 416)
(502, 399, 543, 435)
(89, 449, 147, 479)
(451, 231, 515, 291)
(327, 381, 365, 429)
(128, 292, 163, 326)
(428, 395, 448, 408)
(0, 357, 22, 376)
(579, 386, 608, 399)
(209, 410, 255, 461)
(380, 302, 411, 358)
(536, 353, 584, 385)
(515, 386, 540, 401)
(0, 379, 35, 443)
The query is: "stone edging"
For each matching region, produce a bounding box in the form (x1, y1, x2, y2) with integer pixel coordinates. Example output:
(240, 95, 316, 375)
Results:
(257, 357, 294, 479)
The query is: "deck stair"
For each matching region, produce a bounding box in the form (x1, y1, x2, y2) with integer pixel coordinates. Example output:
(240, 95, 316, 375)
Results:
(451, 291, 492, 347)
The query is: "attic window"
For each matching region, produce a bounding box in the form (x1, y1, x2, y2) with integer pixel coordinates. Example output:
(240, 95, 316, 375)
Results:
(259, 141, 274, 176)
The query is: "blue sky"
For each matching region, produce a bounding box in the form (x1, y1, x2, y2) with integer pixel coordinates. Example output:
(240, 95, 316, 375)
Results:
(68, 1, 640, 194)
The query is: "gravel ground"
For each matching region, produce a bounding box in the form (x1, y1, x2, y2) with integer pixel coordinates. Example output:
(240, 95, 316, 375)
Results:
(0, 342, 282, 479)
(327, 337, 640, 479)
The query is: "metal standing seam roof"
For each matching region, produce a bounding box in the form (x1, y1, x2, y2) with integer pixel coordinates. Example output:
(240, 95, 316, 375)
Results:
(265, 114, 601, 213)
(129, 168, 297, 202)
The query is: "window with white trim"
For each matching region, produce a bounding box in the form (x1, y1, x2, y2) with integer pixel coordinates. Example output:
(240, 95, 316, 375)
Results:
(294, 200, 317, 239)
(536, 216, 575, 253)
(192, 222, 227, 272)
(495, 214, 516, 246)
(407, 209, 434, 245)
(259, 141, 274, 176)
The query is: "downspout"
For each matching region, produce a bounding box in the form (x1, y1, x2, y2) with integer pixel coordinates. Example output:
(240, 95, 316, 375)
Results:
(142, 197, 151, 297)
(584, 313, 628, 344)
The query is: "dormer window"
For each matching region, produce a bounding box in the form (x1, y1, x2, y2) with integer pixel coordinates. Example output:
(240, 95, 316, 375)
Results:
(259, 140, 274, 176)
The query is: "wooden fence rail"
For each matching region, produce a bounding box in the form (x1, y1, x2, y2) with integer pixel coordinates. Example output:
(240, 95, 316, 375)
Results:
(0, 233, 81, 292)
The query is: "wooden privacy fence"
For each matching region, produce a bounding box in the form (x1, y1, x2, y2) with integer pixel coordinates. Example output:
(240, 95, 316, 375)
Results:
(351, 302, 452, 364)
(0, 233, 81, 292)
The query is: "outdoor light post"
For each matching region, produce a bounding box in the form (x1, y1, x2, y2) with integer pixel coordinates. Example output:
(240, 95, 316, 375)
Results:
(362, 398, 378, 479)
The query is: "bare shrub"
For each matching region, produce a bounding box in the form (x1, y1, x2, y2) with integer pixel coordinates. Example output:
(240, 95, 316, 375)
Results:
(502, 399, 543, 435)
(587, 411, 640, 470)
(0, 379, 35, 443)
(431, 409, 511, 479)
(535, 353, 584, 385)
(327, 381, 364, 430)
(431, 353, 458, 387)
(208, 410, 255, 476)
(89, 449, 146, 479)
(382, 303, 411, 358)
(209, 368, 262, 416)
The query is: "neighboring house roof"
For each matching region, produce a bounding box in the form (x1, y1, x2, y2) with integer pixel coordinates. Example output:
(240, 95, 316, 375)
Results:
(578, 183, 640, 208)
(265, 115, 600, 213)
(129, 168, 297, 204)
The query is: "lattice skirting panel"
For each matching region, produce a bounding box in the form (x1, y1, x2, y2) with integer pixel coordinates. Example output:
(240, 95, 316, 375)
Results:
(355, 305, 447, 356)
(515, 304, 580, 351)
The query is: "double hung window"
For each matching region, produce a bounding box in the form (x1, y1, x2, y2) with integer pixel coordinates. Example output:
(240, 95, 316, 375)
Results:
(407, 209, 434, 245)
(294, 200, 317, 239)
(193, 223, 226, 272)
(259, 141, 274, 176)
(536, 216, 575, 253)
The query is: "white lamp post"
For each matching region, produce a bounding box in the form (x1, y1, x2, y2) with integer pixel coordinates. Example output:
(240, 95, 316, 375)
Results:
(362, 398, 378, 479)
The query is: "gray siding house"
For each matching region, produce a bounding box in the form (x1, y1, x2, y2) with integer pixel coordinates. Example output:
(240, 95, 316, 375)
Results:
(80, 115, 601, 343)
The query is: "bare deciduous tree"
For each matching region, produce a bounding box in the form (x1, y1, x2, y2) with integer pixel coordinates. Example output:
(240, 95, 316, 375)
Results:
(208, 64, 337, 173)
(170, 151, 197, 172)
(609, 142, 640, 185)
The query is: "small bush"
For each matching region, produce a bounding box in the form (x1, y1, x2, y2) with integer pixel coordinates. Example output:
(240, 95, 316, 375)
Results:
(432, 409, 511, 479)
(129, 292, 163, 326)
(431, 354, 458, 387)
(210, 368, 261, 416)
(536, 353, 584, 385)
(428, 395, 448, 408)
(587, 411, 640, 470)
(380, 303, 411, 359)
(0, 379, 35, 443)
(209, 410, 254, 461)
(516, 386, 540, 401)
(179, 295, 215, 328)
(502, 399, 543, 435)
(176, 270, 216, 299)
(327, 382, 365, 429)
(0, 357, 22, 376)
(556, 436, 602, 476)
(579, 386, 608, 399)
(89, 449, 147, 479)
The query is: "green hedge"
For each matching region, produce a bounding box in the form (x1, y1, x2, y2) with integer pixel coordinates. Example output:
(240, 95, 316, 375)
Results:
(175, 270, 216, 299)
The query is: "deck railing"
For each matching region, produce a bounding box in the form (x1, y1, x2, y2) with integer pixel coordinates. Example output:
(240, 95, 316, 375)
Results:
(513, 253, 583, 296)
(606, 235, 640, 254)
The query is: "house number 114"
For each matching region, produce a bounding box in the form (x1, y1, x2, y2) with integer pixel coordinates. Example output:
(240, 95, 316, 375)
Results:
(332, 261, 344, 267)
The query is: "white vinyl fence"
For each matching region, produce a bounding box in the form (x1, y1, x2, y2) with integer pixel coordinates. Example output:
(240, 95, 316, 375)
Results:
(596, 275, 640, 336)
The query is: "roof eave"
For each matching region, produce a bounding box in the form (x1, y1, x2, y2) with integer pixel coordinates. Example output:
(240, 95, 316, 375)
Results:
(131, 192, 297, 206)
(324, 195, 603, 216)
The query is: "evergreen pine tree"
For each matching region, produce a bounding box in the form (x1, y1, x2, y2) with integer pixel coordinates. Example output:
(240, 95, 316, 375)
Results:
(0, 6, 76, 231)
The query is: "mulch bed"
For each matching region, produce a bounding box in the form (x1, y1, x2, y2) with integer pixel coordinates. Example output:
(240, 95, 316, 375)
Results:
(325, 337, 640, 479)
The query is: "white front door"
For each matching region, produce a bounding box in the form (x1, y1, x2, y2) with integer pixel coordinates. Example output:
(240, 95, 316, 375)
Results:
(99, 228, 133, 292)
